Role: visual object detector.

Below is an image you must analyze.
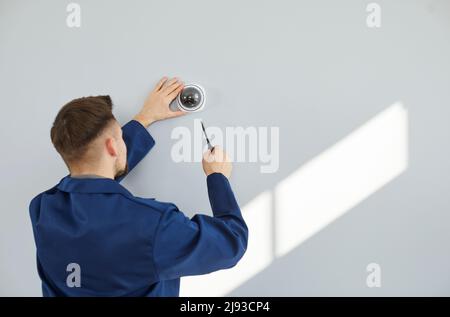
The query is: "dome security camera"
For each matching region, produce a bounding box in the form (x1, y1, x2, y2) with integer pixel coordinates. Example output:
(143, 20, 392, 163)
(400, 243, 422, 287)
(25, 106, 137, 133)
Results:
(176, 84, 206, 112)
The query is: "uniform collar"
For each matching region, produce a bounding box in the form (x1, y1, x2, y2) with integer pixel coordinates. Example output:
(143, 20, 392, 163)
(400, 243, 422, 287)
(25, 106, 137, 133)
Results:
(56, 175, 133, 196)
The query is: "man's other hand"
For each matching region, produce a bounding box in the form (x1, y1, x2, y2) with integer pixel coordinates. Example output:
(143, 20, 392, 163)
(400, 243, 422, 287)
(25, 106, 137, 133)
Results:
(202, 146, 232, 179)
(133, 77, 186, 127)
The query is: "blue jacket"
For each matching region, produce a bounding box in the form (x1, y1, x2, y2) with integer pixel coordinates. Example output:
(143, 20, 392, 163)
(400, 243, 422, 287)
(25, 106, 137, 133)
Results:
(29, 120, 248, 297)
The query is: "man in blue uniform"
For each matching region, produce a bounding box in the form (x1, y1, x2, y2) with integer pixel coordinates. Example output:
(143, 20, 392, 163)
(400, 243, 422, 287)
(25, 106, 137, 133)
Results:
(29, 77, 248, 296)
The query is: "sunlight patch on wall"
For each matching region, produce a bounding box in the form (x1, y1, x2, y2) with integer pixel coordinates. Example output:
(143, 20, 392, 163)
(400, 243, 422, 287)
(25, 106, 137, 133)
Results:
(275, 102, 409, 257)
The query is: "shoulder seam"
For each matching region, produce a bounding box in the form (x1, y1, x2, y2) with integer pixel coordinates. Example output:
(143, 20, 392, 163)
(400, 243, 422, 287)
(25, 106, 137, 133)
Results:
(118, 193, 167, 214)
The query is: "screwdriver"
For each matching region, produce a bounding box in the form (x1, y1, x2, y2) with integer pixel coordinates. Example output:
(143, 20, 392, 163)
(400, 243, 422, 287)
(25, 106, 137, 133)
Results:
(200, 121, 215, 152)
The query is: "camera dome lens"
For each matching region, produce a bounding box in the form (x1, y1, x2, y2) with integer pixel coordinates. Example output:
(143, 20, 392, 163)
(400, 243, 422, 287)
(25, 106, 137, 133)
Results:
(176, 83, 206, 112)
(179, 86, 202, 108)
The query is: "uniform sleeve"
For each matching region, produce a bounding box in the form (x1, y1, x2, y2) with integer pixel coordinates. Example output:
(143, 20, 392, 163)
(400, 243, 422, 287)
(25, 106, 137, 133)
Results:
(153, 173, 249, 281)
(116, 120, 155, 182)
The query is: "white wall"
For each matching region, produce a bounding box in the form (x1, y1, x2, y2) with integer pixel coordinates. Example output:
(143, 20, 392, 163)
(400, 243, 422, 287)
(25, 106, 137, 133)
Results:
(1, 0, 450, 296)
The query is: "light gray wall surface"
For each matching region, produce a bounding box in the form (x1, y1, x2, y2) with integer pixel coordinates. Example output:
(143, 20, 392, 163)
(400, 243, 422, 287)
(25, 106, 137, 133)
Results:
(1, 0, 449, 296)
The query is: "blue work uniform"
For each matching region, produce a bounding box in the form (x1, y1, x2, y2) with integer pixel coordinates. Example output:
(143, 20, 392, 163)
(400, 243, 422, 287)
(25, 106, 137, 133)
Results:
(29, 120, 248, 297)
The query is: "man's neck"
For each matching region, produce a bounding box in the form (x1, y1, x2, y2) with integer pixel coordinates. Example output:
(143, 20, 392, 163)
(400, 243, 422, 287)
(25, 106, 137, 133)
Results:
(70, 174, 108, 179)
(69, 168, 115, 180)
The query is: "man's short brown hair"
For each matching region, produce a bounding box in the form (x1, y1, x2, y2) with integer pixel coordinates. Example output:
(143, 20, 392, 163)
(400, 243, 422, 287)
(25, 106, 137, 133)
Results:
(50, 95, 115, 164)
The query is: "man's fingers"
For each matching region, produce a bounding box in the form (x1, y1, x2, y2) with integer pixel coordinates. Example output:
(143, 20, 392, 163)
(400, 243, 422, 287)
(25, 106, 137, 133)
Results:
(167, 84, 184, 100)
(162, 77, 180, 92)
(168, 110, 186, 118)
(155, 76, 168, 91)
(202, 146, 225, 163)
(203, 151, 215, 163)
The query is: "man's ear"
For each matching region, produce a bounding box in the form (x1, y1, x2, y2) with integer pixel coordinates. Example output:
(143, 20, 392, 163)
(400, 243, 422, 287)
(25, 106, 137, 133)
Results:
(105, 137, 118, 157)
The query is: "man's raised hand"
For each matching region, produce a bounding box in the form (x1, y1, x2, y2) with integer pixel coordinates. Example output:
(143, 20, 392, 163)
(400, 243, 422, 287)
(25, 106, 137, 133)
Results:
(133, 77, 186, 127)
